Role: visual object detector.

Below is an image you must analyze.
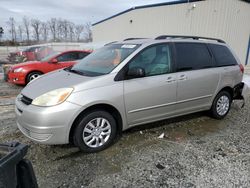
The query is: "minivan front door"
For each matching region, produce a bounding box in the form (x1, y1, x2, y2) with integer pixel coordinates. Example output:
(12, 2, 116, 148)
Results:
(123, 44, 177, 126)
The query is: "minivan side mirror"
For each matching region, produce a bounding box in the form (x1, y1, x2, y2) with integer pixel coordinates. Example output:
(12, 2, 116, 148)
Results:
(50, 58, 58, 64)
(126, 67, 145, 79)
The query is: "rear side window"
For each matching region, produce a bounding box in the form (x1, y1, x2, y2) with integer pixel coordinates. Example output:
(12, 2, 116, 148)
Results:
(57, 52, 78, 62)
(78, 52, 90, 59)
(208, 44, 237, 66)
(175, 43, 213, 71)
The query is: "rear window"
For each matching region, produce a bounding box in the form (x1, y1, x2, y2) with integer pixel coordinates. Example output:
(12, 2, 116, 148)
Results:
(175, 43, 213, 71)
(208, 44, 237, 66)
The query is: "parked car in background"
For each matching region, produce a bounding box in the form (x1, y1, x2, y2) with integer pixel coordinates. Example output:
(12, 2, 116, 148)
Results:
(7, 46, 54, 63)
(15, 36, 245, 152)
(8, 50, 91, 85)
(35, 46, 54, 60)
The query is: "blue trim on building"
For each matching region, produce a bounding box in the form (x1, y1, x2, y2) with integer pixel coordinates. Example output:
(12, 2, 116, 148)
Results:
(245, 36, 250, 65)
(92, 0, 250, 26)
(92, 0, 205, 26)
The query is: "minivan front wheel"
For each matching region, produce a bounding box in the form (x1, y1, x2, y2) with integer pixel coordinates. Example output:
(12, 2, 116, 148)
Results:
(73, 110, 117, 152)
(210, 91, 232, 119)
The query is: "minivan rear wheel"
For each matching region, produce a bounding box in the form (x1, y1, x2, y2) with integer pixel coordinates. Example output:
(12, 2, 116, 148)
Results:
(210, 91, 232, 119)
(73, 110, 117, 152)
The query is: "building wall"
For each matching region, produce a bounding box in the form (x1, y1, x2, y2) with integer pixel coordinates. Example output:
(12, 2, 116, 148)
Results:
(93, 0, 250, 65)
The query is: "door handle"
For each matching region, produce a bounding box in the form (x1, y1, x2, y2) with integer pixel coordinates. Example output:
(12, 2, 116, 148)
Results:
(179, 74, 187, 81)
(166, 76, 176, 83)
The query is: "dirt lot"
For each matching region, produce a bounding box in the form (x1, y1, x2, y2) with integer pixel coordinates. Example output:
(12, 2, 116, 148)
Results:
(0, 77, 250, 188)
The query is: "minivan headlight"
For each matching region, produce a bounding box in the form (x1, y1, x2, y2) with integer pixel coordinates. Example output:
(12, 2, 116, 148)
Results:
(32, 88, 73, 107)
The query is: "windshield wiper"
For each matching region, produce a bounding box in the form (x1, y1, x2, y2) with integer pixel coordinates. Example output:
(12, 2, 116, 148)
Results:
(70, 69, 85, 75)
(65, 67, 85, 75)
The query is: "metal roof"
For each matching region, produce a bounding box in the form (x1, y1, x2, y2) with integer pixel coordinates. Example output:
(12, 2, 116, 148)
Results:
(92, 0, 249, 26)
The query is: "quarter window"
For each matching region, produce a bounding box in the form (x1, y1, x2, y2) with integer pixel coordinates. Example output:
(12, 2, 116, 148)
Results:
(208, 44, 237, 66)
(175, 43, 213, 71)
(128, 44, 172, 76)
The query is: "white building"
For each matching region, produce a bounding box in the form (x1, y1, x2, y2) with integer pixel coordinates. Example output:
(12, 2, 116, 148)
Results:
(92, 0, 250, 66)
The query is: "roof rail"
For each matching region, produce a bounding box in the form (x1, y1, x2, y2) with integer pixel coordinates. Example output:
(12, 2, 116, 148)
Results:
(155, 35, 225, 43)
(124, 38, 148, 41)
(104, 41, 117, 46)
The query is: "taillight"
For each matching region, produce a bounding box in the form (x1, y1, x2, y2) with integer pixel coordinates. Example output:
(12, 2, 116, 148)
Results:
(239, 64, 244, 74)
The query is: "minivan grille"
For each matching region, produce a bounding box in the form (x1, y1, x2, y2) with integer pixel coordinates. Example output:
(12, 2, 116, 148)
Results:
(20, 95, 33, 105)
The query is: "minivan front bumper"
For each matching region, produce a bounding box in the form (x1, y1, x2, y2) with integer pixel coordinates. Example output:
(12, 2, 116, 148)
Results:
(15, 95, 82, 144)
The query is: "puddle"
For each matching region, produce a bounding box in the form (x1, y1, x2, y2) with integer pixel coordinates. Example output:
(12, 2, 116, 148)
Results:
(164, 118, 226, 142)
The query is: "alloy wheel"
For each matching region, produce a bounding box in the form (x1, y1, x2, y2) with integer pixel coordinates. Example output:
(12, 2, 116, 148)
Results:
(82, 117, 111, 148)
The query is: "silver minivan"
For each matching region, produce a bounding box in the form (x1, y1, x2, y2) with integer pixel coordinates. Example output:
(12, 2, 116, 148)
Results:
(15, 36, 245, 152)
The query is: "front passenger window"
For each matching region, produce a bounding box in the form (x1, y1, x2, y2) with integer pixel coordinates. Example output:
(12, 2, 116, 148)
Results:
(128, 44, 172, 76)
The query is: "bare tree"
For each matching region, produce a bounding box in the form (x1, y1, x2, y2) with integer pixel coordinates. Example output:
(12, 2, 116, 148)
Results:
(68, 22, 75, 42)
(31, 19, 41, 41)
(61, 20, 69, 41)
(17, 25, 23, 42)
(56, 18, 63, 41)
(74, 24, 84, 42)
(2, 17, 93, 43)
(84, 22, 92, 42)
(48, 18, 57, 41)
(7, 17, 16, 42)
(23, 16, 30, 42)
(40, 22, 48, 42)
(0, 27, 4, 41)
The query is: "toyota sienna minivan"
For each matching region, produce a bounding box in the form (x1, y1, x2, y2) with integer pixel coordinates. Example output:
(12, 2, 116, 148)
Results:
(15, 36, 245, 152)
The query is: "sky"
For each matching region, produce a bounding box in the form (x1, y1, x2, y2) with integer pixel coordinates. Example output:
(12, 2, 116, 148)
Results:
(0, 0, 175, 28)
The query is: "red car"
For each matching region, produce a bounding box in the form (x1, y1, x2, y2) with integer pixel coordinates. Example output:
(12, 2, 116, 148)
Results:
(8, 46, 54, 63)
(19, 46, 41, 61)
(7, 50, 91, 85)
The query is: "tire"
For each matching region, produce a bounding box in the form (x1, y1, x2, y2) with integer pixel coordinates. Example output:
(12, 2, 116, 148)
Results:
(210, 91, 232, 119)
(26, 71, 42, 84)
(73, 110, 117, 152)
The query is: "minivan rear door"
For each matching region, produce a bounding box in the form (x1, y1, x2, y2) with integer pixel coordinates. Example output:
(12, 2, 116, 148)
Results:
(174, 42, 220, 114)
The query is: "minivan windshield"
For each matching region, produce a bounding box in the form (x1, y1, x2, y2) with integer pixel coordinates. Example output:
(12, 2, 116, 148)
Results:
(68, 44, 140, 76)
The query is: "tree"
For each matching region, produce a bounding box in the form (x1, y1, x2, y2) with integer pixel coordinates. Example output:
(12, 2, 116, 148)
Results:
(48, 18, 57, 41)
(40, 22, 48, 42)
(7, 17, 17, 42)
(23, 16, 30, 42)
(0, 27, 4, 40)
(61, 19, 69, 41)
(68, 22, 75, 42)
(31, 19, 41, 41)
(74, 24, 84, 42)
(56, 18, 64, 41)
(84, 22, 92, 42)
(17, 25, 23, 42)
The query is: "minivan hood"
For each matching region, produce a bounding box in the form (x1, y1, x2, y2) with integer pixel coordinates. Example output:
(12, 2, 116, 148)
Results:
(21, 69, 96, 99)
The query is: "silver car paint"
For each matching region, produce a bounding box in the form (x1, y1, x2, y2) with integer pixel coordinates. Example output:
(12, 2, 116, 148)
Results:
(15, 39, 243, 144)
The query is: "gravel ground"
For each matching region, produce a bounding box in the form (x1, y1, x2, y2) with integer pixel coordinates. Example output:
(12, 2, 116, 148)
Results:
(0, 77, 250, 188)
